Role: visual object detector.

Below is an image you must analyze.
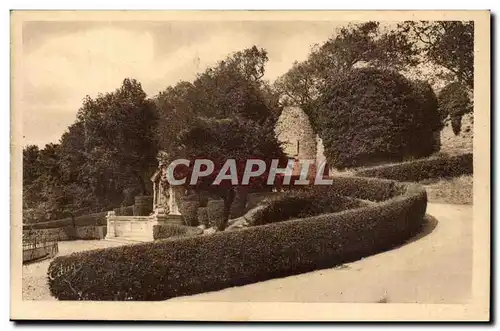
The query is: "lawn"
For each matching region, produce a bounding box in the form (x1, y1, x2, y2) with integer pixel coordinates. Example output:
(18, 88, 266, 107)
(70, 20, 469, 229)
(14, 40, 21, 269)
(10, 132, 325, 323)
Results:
(422, 175, 473, 205)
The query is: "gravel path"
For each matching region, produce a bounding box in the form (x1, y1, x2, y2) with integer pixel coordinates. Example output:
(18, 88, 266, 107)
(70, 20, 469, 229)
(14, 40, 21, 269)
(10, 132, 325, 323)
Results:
(169, 203, 472, 303)
(23, 203, 472, 303)
(22, 240, 124, 300)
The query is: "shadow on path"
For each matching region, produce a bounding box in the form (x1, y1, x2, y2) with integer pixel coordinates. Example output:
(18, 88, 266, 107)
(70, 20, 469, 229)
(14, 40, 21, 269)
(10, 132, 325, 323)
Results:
(404, 214, 439, 246)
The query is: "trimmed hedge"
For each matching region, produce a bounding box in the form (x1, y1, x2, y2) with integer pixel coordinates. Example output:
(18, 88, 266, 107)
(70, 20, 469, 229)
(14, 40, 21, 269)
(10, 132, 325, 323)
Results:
(355, 153, 473, 182)
(152, 224, 203, 240)
(23, 226, 107, 242)
(23, 211, 108, 230)
(251, 187, 364, 226)
(47, 176, 427, 301)
(317, 67, 441, 168)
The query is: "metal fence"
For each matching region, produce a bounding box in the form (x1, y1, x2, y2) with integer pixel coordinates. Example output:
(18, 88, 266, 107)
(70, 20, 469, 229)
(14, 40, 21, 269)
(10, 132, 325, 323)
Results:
(22, 235, 59, 264)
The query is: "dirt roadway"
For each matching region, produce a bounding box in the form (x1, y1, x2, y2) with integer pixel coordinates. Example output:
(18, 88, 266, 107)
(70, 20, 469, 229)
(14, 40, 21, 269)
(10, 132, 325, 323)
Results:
(170, 203, 472, 303)
(22, 203, 472, 303)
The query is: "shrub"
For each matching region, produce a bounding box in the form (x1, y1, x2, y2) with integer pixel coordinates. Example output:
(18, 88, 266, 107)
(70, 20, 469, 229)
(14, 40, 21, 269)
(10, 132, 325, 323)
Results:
(152, 224, 203, 240)
(207, 200, 225, 229)
(23, 226, 107, 242)
(251, 187, 363, 226)
(120, 205, 134, 216)
(355, 153, 473, 182)
(197, 207, 209, 227)
(438, 82, 473, 135)
(245, 192, 278, 210)
(328, 176, 402, 202)
(133, 196, 153, 216)
(113, 205, 134, 216)
(179, 200, 200, 226)
(317, 67, 441, 168)
(47, 177, 427, 301)
(24, 211, 108, 230)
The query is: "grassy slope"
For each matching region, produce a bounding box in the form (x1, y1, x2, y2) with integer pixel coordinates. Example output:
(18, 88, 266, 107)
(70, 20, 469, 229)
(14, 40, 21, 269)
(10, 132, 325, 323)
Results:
(422, 175, 473, 205)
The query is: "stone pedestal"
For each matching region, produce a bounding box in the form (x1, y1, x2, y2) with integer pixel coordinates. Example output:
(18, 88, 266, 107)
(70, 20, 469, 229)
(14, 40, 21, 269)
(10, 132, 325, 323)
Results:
(104, 211, 116, 239)
(152, 213, 183, 226)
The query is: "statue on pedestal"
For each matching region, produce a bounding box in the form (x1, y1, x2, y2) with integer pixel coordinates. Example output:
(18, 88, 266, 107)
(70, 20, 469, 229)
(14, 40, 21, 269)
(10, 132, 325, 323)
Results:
(151, 150, 182, 217)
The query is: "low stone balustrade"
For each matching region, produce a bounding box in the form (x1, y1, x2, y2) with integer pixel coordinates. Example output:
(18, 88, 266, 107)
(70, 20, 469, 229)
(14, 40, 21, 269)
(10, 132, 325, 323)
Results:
(105, 211, 183, 242)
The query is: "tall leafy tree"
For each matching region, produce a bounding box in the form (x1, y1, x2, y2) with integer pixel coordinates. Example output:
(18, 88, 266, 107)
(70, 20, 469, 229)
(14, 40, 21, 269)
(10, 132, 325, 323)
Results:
(155, 46, 280, 154)
(396, 21, 474, 90)
(274, 21, 418, 125)
(76, 78, 159, 209)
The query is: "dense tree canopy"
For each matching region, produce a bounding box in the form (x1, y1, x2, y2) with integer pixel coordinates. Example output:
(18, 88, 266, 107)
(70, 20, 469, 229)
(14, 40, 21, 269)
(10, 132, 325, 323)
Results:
(274, 22, 418, 108)
(316, 68, 441, 169)
(23, 78, 159, 222)
(155, 46, 287, 231)
(155, 46, 281, 155)
(275, 20, 474, 137)
(397, 21, 474, 90)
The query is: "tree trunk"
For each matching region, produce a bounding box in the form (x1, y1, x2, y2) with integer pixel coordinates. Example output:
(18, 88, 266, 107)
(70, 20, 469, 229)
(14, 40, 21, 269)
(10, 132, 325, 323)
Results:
(219, 187, 236, 231)
(133, 171, 146, 196)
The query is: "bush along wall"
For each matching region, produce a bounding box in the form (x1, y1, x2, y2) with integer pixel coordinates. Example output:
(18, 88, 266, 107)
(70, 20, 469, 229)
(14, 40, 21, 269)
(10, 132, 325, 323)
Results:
(152, 224, 203, 240)
(23, 226, 107, 242)
(355, 153, 473, 182)
(48, 176, 427, 301)
(23, 211, 108, 230)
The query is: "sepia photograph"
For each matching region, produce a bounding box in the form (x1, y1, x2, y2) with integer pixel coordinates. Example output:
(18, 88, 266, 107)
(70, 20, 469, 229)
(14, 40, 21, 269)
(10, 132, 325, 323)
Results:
(10, 10, 490, 321)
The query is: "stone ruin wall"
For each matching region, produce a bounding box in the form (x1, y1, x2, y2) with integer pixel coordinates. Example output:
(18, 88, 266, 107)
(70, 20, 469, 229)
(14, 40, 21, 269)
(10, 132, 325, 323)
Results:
(275, 106, 317, 161)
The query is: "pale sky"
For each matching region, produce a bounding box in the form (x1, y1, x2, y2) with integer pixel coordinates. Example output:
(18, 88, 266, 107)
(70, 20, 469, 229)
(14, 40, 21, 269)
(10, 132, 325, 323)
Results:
(21, 21, 345, 148)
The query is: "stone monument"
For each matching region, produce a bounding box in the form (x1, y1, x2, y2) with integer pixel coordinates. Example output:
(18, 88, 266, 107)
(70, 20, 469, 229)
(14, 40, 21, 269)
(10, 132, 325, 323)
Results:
(105, 151, 185, 242)
(150, 151, 183, 224)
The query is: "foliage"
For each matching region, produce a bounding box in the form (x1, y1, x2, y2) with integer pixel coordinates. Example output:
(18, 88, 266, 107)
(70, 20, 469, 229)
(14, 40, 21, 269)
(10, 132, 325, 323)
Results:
(170, 115, 286, 230)
(408, 80, 443, 153)
(152, 224, 203, 240)
(397, 21, 474, 90)
(155, 46, 280, 155)
(179, 200, 200, 226)
(75, 78, 159, 203)
(47, 178, 427, 301)
(197, 207, 209, 227)
(438, 82, 473, 135)
(154, 46, 286, 231)
(316, 67, 442, 168)
(355, 153, 473, 182)
(251, 187, 363, 226)
(207, 200, 226, 230)
(133, 196, 154, 216)
(23, 78, 159, 222)
(274, 22, 418, 110)
(22, 211, 108, 230)
(23, 225, 107, 242)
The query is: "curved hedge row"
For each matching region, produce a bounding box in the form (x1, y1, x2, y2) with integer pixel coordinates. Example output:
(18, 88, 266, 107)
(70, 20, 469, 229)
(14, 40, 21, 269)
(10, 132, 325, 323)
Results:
(47, 177, 427, 301)
(355, 153, 473, 182)
(250, 187, 365, 226)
